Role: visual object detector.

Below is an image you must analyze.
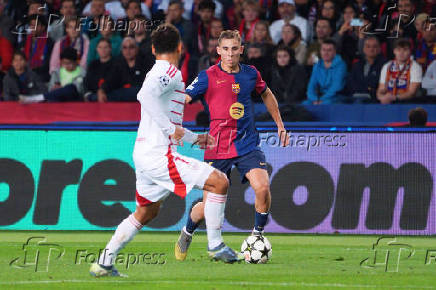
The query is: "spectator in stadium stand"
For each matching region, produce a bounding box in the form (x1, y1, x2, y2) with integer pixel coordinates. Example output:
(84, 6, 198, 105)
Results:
(414, 13, 429, 41)
(210, 19, 224, 39)
(332, 4, 360, 70)
(20, 15, 54, 83)
(304, 39, 348, 104)
(179, 43, 197, 85)
(165, 0, 194, 54)
(347, 36, 386, 102)
(224, 0, 243, 30)
(19, 47, 86, 103)
(239, 0, 260, 43)
(84, 38, 114, 101)
(87, 16, 122, 65)
(377, 38, 423, 104)
(244, 42, 272, 98)
(81, 0, 107, 40)
(158, 0, 223, 21)
(269, 45, 307, 104)
(307, 0, 323, 28)
(397, 0, 418, 40)
(269, 0, 308, 44)
(198, 37, 219, 71)
(194, 0, 216, 56)
(249, 20, 274, 59)
(277, 23, 307, 65)
(0, 0, 16, 45)
(82, 0, 151, 21)
(3, 51, 47, 101)
(408, 107, 428, 127)
(353, 0, 370, 15)
(306, 18, 332, 66)
(50, 17, 89, 74)
(320, 0, 340, 33)
(15, 1, 47, 47)
(97, 37, 153, 102)
(415, 21, 436, 73)
(0, 28, 13, 72)
(422, 60, 436, 98)
(48, 0, 77, 42)
(131, 14, 154, 62)
(117, 0, 143, 37)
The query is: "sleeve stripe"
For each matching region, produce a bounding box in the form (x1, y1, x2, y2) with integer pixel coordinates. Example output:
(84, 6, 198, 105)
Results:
(170, 110, 182, 116)
(166, 65, 173, 74)
(171, 99, 184, 105)
(168, 66, 177, 78)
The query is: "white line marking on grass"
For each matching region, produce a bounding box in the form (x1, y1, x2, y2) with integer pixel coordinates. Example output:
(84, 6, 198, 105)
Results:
(0, 280, 434, 288)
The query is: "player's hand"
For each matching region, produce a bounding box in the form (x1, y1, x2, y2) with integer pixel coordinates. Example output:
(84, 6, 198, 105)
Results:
(97, 89, 107, 103)
(196, 133, 215, 149)
(185, 94, 192, 104)
(278, 128, 289, 147)
(171, 126, 185, 141)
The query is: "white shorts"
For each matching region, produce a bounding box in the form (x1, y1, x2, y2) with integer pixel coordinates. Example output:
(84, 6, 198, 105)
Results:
(133, 150, 215, 206)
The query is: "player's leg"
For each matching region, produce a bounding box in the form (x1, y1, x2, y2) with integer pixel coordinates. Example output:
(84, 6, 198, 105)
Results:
(176, 160, 231, 261)
(245, 168, 271, 235)
(90, 202, 161, 277)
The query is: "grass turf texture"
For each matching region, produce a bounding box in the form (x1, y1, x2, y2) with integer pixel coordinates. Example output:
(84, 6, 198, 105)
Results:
(0, 231, 435, 289)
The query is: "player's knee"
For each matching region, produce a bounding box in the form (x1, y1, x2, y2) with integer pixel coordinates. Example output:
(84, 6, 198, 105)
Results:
(255, 183, 270, 197)
(216, 171, 229, 193)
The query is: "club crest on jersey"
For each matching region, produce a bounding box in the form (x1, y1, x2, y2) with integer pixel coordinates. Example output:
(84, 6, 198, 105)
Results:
(232, 83, 240, 94)
(229, 102, 244, 119)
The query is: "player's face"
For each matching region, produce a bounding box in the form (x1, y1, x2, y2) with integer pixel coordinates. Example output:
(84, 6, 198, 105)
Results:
(217, 38, 243, 68)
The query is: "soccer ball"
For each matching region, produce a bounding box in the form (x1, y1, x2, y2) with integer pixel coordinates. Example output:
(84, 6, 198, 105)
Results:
(240, 235, 272, 264)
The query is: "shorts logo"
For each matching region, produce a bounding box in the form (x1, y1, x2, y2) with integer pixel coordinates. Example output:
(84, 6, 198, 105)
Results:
(232, 83, 240, 94)
(229, 102, 244, 120)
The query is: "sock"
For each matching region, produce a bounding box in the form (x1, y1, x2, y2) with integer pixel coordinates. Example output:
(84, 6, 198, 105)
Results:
(254, 211, 269, 232)
(185, 215, 199, 234)
(204, 192, 226, 250)
(98, 214, 143, 267)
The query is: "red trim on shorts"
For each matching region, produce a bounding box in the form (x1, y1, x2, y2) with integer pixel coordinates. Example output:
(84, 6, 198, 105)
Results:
(135, 191, 153, 206)
(166, 145, 187, 198)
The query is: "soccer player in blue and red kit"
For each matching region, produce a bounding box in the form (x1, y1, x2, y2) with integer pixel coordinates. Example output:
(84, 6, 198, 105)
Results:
(175, 30, 289, 261)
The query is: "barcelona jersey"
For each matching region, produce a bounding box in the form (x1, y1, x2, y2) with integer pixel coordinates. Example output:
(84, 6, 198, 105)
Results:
(186, 62, 267, 160)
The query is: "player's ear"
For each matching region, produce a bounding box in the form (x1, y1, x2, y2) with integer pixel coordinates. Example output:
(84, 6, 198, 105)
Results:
(240, 45, 244, 54)
(177, 42, 182, 54)
(152, 45, 156, 56)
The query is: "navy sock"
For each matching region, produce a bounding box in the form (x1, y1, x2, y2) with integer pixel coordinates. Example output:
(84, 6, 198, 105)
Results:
(185, 215, 199, 234)
(254, 211, 269, 232)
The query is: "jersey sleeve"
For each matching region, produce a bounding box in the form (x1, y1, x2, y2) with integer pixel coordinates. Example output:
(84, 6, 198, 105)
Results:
(185, 70, 209, 101)
(137, 70, 176, 135)
(254, 67, 267, 95)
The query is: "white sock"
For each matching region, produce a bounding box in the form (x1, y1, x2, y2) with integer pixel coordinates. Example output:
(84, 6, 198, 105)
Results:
(98, 214, 143, 267)
(204, 192, 227, 250)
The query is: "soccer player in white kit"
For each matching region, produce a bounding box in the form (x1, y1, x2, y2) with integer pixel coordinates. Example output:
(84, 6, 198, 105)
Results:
(90, 24, 242, 277)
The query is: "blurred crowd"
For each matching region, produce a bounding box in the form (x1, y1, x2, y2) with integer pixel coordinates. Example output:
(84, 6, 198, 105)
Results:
(0, 0, 435, 105)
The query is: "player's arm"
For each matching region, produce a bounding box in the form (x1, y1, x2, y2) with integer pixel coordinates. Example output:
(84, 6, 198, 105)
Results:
(185, 70, 209, 102)
(261, 87, 289, 147)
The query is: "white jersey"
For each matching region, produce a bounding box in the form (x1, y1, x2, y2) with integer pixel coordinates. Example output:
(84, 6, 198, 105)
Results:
(135, 60, 186, 155)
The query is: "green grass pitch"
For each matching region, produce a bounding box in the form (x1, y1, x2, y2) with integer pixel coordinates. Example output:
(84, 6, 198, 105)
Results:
(0, 231, 435, 289)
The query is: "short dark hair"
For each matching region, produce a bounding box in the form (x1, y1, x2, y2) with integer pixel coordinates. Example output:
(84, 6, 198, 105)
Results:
(321, 38, 337, 49)
(199, 0, 216, 11)
(60, 47, 78, 61)
(393, 38, 412, 49)
(408, 107, 428, 127)
(13, 50, 27, 61)
(151, 23, 181, 54)
(315, 17, 333, 31)
(97, 37, 112, 48)
(169, 0, 183, 8)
